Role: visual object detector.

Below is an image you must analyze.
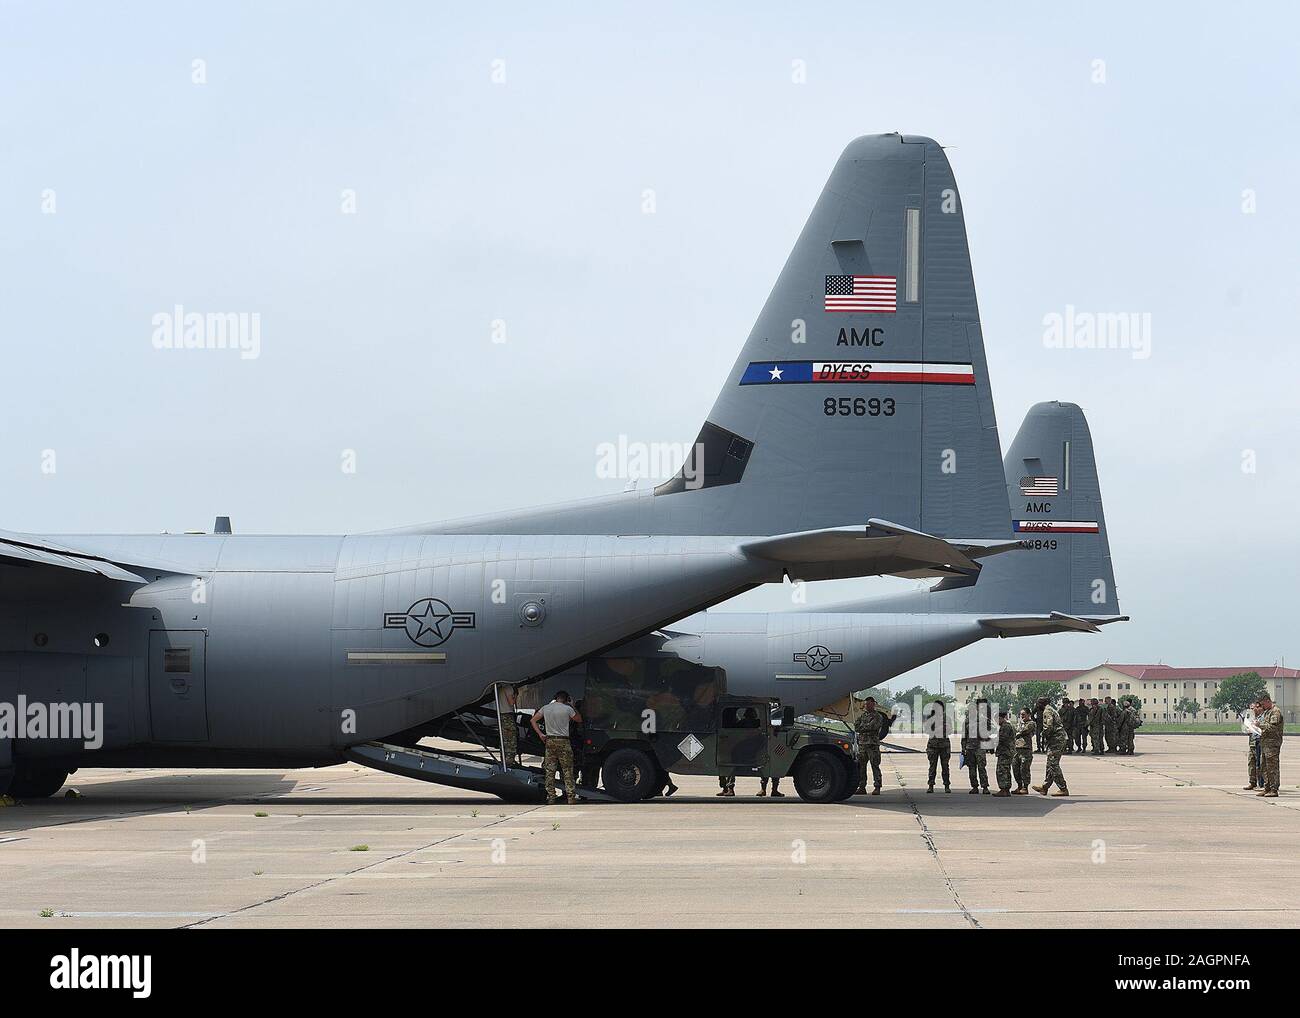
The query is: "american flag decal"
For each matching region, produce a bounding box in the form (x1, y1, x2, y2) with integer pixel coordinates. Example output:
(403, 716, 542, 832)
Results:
(825, 275, 897, 313)
(1019, 476, 1060, 497)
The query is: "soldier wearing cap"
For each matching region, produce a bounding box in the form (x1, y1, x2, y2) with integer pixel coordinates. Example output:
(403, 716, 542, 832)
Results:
(1243, 699, 1263, 791)
(1256, 694, 1284, 798)
(1059, 697, 1076, 755)
(1087, 697, 1104, 755)
(961, 698, 992, 795)
(853, 695, 890, 795)
(992, 708, 1016, 796)
(924, 700, 953, 793)
(1012, 708, 1035, 793)
(1103, 696, 1121, 754)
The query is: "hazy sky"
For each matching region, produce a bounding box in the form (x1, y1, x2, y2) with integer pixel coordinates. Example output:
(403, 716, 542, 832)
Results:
(2, 2, 1297, 692)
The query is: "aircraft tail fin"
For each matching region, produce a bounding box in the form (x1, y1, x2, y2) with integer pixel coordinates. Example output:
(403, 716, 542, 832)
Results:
(968, 400, 1122, 617)
(823, 401, 1123, 622)
(396, 134, 1009, 542)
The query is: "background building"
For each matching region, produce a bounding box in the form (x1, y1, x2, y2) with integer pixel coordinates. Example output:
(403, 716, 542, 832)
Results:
(951, 664, 1299, 721)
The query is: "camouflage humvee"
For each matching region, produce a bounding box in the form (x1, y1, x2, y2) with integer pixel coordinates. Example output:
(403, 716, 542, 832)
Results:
(518, 654, 860, 803)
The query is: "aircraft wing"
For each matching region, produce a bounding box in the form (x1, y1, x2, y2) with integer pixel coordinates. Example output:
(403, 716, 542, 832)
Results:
(0, 530, 150, 584)
(977, 611, 1130, 638)
(742, 519, 1018, 581)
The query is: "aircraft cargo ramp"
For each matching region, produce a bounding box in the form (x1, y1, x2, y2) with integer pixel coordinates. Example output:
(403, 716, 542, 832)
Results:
(346, 741, 617, 802)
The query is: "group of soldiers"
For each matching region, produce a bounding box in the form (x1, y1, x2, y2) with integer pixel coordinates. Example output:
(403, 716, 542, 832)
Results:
(853, 692, 1147, 799)
(1243, 694, 1285, 797)
(1053, 695, 1141, 755)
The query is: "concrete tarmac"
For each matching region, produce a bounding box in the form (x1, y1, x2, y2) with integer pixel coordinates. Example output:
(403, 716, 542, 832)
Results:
(1, 735, 1295, 928)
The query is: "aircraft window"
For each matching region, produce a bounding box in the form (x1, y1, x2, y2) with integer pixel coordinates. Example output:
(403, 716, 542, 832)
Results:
(904, 208, 920, 302)
(163, 648, 192, 673)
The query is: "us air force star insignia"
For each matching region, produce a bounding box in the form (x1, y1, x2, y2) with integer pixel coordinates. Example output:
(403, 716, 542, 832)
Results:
(768, 365, 783, 381)
(678, 734, 704, 761)
(384, 598, 476, 647)
(793, 645, 843, 672)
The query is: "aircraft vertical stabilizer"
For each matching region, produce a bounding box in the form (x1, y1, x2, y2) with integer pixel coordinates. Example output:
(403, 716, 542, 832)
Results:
(391, 134, 1010, 542)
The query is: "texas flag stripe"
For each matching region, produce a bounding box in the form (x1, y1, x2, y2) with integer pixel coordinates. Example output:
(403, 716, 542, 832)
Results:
(1014, 520, 1100, 534)
(740, 361, 975, 385)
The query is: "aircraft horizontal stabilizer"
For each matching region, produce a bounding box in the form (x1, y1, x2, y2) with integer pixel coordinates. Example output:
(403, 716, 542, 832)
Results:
(0, 531, 149, 584)
(742, 519, 1014, 582)
(977, 611, 1130, 638)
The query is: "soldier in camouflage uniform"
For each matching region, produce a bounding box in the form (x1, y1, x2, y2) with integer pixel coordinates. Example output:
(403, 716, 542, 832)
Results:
(530, 691, 581, 805)
(992, 709, 1016, 796)
(1033, 699, 1046, 752)
(854, 696, 888, 795)
(1256, 694, 1284, 797)
(1013, 708, 1035, 793)
(1103, 697, 1120, 754)
(1244, 700, 1262, 790)
(1031, 696, 1069, 796)
(1059, 698, 1076, 755)
(1074, 702, 1089, 752)
(961, 698, 992, 794)
(924, 700, 952, 793)
(1087, 697, 1104, 754)
(1118, 703, 1141, 754)
(496, 683, 520, 767)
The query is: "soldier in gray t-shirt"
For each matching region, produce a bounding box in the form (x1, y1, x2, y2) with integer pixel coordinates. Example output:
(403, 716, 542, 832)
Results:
(530, 692, 583, 804)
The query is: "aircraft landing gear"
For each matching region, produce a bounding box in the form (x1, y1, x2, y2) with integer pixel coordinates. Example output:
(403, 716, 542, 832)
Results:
(7, 766, 70, 799)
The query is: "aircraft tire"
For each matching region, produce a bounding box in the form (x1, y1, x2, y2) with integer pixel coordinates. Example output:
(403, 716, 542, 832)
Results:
(601, 747, 658, 802)
(8, 766, 69, 799)
(792, 750, 846, 804)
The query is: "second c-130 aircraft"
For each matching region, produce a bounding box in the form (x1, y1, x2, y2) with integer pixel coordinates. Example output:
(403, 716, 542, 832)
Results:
(0, 133, 1119, 802)
(541, 397, 1125, 723)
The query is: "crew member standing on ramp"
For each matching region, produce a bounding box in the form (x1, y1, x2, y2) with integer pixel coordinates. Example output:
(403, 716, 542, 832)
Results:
(531, 691, 582, 805)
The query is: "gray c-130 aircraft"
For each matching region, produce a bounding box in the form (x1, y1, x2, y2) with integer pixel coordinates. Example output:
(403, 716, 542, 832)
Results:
(2, 134, 1023, 798)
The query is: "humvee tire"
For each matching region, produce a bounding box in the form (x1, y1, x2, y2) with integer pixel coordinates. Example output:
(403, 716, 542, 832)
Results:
(836, 761, 861, 800)
(8, 766, 69, 800)
(601, 747, 658, 802)
(792, 750, 846, 804)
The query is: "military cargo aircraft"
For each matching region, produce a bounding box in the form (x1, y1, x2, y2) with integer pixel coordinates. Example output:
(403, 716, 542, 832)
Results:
(0, 133, 1021, 800)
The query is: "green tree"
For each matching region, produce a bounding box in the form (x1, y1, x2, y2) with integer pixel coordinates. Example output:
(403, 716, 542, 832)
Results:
(1013, 681, 1066, 715)
(980, 684, 1017, 713)
(891, 684, 930, 707)
(1118, 693, 1142, 712)
(1210, 672, 1266, 715)
(856, 687, 896, 710)
(1173, 696, 1200, 719)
